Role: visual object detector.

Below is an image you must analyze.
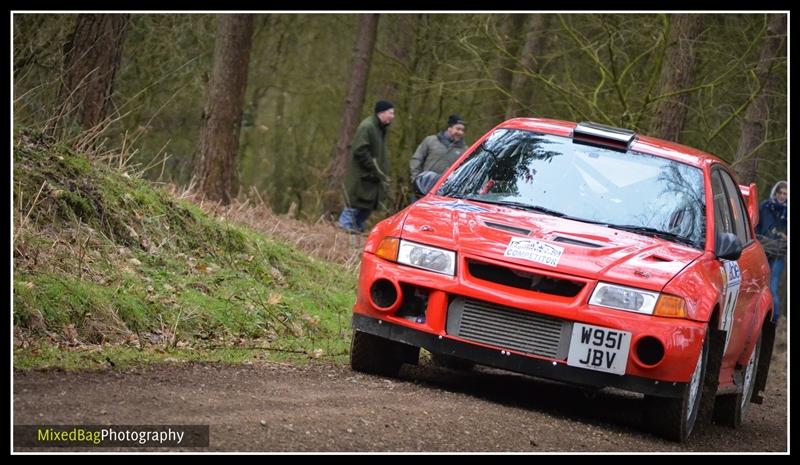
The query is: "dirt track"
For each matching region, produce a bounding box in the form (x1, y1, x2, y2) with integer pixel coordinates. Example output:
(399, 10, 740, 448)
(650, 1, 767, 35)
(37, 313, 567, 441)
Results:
(14, 340, 787, 452)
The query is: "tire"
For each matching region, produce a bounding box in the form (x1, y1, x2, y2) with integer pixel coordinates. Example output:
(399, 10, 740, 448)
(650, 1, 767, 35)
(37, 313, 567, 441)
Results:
(713, 332, 762, 428)
(430, 352, 475, 372)
(696, 326, 726, 425)
(350, 330, 420, 378)
(644, 328, 709, 442)
(751, 320, 776, 404)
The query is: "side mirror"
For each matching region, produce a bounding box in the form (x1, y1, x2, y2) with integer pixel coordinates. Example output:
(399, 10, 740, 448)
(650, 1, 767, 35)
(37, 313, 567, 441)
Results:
(413, 171, 441, 197)
(715, 232, 743, 261)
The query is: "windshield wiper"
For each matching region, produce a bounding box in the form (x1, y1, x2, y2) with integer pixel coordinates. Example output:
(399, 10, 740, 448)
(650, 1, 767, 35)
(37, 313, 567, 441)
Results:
(460, 196, 617, 226)
(462, 197, 567, 217)
(608, 224, 696, 247)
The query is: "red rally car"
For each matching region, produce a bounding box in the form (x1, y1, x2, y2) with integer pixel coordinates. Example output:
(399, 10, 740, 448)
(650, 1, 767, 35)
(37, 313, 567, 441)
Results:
(349, 119, 776, 442)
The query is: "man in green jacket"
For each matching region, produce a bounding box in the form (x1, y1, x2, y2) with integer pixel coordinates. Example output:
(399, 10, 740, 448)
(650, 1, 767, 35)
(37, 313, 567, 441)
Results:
(337, 100, 395, 233)
(409, 114, 467, 184)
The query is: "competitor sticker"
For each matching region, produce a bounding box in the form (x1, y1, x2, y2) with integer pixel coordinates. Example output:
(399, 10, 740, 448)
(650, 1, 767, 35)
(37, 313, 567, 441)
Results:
(431, 200, 489, 213)
(720, 260, 742, 352)
(504, 237, 564, 267)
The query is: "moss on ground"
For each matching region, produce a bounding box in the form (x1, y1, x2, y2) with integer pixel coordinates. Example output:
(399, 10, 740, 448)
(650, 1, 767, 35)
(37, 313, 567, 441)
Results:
(13, 128, 356, 369)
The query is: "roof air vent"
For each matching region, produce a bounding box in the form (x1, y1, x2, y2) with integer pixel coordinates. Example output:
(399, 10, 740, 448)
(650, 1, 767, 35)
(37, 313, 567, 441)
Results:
(573, 121, 636, 151)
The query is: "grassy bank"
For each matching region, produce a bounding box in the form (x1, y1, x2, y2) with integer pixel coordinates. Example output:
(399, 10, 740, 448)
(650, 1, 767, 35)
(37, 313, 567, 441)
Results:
(13, 129, 357, 370)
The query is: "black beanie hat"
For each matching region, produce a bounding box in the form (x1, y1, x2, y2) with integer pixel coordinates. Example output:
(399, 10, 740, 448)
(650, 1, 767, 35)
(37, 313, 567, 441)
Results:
(374, 100, 394, 114)
(447, 114, 466, 127)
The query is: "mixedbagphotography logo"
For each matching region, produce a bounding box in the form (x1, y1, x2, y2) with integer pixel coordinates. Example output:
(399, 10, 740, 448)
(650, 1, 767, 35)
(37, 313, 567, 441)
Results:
(14, 425, 209, 448)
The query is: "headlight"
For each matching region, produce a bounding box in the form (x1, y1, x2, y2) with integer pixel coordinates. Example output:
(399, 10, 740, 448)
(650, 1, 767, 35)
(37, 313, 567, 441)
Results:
(397, 240, 456, 276)
(589, 282, 659, 315)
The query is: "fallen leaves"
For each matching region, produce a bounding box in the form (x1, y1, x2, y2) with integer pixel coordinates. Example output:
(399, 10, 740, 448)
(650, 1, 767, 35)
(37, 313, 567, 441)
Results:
(301, 314, 321, 327)
(62, 324, 79, 345)
(267, 293, 282, 306)
(307, 348, 324, 359)
(288, 322, 304, 338)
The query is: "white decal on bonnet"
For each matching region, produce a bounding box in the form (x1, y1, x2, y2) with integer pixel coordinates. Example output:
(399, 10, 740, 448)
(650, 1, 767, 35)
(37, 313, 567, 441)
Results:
(431, 200, 489, 213)
(504, 237, 564, 267)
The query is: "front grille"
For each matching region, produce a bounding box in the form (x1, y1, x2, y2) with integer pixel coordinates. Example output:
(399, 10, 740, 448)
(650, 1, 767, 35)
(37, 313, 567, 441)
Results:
(446, 297, 572, 359)
(467, 260, 585, 297)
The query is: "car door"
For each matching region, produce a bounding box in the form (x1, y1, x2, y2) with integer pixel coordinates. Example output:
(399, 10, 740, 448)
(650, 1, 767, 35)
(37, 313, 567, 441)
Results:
(712, 167, 761, 371)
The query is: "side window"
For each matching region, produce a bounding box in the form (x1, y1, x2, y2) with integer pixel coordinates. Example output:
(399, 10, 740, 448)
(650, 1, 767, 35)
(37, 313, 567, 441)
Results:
(718, 169, 751, 244)
(711, 170, 734, 236)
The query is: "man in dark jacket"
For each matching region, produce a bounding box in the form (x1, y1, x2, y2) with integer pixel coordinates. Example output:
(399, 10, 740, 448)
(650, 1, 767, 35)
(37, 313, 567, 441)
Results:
(337, 100, 395, 233)
(409, 114, 467, 184)
(755, 180, 787, 322)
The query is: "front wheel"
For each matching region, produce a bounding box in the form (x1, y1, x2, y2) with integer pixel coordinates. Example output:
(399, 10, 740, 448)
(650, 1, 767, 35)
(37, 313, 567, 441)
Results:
(350, 330, 420, 378)
(713, 332, 762, 427)
(644, 329, 709, 442)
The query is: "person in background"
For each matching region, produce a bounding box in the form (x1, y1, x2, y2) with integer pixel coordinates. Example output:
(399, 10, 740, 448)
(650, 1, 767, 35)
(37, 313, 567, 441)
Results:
(337, 100, 395, 234)
(409, 114, 467, 200)
(755, 180, 788, 322)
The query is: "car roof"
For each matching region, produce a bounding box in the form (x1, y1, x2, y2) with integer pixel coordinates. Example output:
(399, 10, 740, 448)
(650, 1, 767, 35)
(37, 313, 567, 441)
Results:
(498, 117, 726, 170)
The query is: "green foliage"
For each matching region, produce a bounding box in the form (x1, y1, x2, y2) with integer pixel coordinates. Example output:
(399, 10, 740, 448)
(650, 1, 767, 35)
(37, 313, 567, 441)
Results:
(13, 14, 77, 126)
(13, 343, 312, 371)
(12, 13, 786, 220)
(13, 129, 356, 369)
(11, 12, 787, 371)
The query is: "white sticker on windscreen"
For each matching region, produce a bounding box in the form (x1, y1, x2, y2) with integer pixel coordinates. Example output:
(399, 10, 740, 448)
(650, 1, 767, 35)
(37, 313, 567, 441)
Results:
(503, 237, 564, 267)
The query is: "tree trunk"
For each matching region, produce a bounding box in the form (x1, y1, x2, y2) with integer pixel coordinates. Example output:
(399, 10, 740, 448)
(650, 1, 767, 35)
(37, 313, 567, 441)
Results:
(386, 15, 420, 211)
(507, 14, 551, 118)
(49, 14, 129, 137)
(648, 14, 705, 142)
(325, 14, 380, 212)
(381, 15, 416, 101)
(192, 14, 255, 205)
(734, 14, 787, 185)
(485, 14, 527, 124)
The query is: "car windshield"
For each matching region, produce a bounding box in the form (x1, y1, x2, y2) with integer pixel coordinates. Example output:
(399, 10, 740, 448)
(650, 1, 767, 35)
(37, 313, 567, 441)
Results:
(437, 129, 706, 249)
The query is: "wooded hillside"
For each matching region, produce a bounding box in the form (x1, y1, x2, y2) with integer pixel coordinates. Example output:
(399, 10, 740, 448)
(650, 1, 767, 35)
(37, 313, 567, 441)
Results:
(13, 13, 787, 222)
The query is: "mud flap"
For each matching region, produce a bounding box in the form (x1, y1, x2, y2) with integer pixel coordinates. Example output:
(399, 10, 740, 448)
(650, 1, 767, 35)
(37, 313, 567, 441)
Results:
(696, 326, 726, 424)
(751, 319, 776, 404)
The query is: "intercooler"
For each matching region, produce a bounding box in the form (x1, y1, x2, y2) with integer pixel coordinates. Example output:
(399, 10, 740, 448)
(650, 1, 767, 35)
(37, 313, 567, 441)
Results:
(446, 296, 573, 360)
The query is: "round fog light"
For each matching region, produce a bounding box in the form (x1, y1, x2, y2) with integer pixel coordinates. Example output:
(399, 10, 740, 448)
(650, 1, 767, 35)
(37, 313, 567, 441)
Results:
(635, 336, 665, 366)
(369, 279, 399, 311)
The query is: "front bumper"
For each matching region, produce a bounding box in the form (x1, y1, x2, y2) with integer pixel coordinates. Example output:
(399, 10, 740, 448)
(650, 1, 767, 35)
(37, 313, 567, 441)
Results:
(355, 250, 707, 390)
(353, 313, 686, 398)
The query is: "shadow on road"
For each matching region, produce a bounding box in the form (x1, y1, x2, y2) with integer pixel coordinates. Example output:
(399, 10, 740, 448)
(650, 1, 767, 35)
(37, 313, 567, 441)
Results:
(400, 361, 647, 433)
(393, 356, 782, 449)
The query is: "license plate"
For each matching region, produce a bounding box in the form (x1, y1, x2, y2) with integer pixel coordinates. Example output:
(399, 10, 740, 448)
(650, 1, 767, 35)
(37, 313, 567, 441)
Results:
(566, 323, 631, 376)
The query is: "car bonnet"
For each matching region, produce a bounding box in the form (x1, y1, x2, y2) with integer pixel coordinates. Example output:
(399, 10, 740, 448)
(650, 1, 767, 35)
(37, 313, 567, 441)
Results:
(401, 196, 704, 290)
